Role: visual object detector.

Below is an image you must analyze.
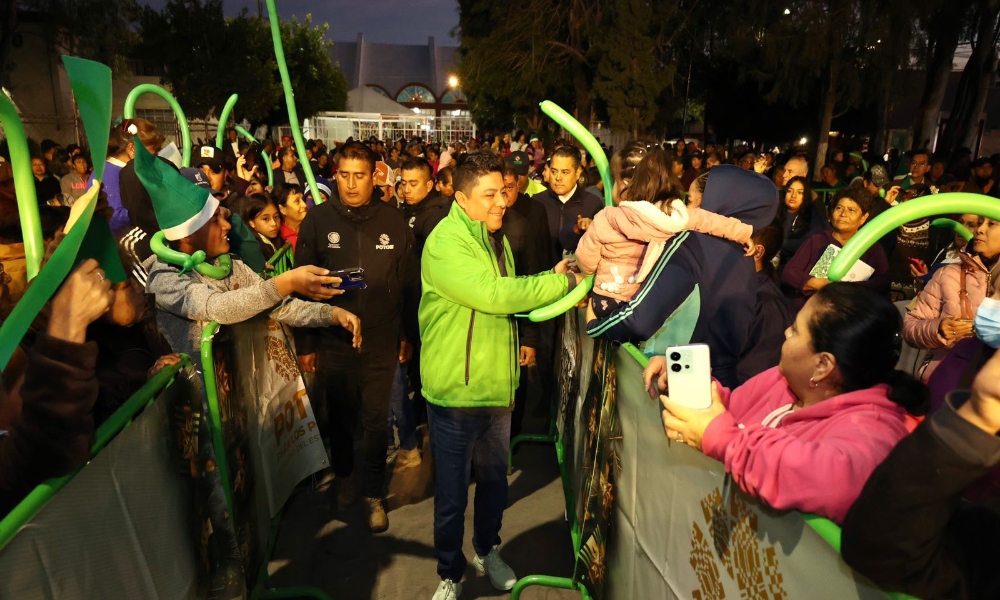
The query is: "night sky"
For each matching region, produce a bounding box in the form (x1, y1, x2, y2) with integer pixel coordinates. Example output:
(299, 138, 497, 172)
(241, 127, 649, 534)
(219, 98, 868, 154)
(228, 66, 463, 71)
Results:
(139, 0, 460, 46)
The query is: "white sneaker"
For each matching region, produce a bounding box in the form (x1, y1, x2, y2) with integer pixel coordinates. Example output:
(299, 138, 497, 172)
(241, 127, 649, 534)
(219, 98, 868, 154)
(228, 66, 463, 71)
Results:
(472, 546, 517, 591)
(432, 578, 462, 600)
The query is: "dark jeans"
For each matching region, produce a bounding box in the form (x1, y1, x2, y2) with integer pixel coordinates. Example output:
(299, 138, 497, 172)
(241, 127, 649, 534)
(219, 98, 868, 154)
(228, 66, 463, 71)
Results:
(387, 361, 418, 450)
(427, 402, 511, 581)
(317, 341, 396, 498)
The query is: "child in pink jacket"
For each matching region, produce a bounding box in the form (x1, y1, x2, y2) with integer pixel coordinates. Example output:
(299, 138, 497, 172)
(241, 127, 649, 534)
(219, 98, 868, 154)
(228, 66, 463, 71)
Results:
(577, 151, 754, 318)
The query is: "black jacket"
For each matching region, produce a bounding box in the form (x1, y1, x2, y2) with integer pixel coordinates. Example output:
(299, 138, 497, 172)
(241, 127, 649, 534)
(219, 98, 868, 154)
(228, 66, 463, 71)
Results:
(737, 270, 792, 384)
(0, 334, 99, 516)
(510, 193, 552, 273)
(500, 207, 541, 349)
(34, 175, 61, 205)
(842, 394, 1000, 600)
(534, 186, 604, 263)
(400, 193, 451, 257)
(294, 196, 419, 352)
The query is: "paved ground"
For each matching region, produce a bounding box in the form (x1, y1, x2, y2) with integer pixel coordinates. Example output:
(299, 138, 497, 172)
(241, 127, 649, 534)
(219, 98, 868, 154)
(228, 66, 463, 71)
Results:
(267, 385, 581, 600)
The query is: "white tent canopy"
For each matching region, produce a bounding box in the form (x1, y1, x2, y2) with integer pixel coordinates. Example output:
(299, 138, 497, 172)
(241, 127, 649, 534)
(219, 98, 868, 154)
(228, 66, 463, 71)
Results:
(345, 87, 413, 115)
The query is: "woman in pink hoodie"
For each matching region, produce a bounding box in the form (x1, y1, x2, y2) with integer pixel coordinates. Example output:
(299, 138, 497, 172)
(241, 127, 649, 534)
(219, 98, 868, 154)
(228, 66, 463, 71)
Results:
(645, 283, 928, 524)
(575, 146, 754, 319)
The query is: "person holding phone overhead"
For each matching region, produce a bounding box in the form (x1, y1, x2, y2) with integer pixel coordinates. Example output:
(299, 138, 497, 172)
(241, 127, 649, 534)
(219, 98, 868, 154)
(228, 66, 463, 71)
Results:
(644, 283, 927, 524)
(904, 217, 1000, 381)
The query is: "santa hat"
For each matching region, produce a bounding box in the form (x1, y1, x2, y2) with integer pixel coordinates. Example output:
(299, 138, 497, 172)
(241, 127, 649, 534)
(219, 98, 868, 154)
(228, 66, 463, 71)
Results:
(131, 125, 219, 241)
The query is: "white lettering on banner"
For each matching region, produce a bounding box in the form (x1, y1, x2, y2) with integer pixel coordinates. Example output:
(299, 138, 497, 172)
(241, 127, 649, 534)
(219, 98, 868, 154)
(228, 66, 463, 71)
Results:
(327, 231, 341, 249)
(376, 232, 394, 250)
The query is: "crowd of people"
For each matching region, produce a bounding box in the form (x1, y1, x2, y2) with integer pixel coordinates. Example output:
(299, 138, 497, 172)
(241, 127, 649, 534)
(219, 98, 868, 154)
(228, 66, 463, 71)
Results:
(1, 122, 1000, 600)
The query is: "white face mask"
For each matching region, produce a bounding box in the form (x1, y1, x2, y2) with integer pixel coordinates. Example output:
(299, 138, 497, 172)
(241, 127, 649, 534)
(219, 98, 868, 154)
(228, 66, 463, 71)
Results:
(975, 297, 1000, 349)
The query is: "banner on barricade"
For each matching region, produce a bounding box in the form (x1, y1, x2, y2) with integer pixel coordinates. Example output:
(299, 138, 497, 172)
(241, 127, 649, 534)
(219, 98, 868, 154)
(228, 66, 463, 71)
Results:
(227, 318, 328, 516)
(573, 338, 620, 600)
(206, 316, 329, 588)
(0, 368, 203, 599)
(606, 345, 893, 600)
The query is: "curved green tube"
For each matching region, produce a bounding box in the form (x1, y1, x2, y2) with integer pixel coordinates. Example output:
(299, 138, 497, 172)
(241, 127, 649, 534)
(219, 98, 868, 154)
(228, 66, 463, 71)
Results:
(149, 230, 233, 279)
(540, 101, 612, 207)
(931, 217, 974, 242)
(0, 94, 44, 280)
(829, 193, 1000, 281)
(214, 93, 239, 150)
(849, 152, 868, 174)
(124, 83, 192, 167)
(199, 321, 234, 513)
(263, 2, 322, 203)
(235, 125, 274, 187)
(527, 276, 595, 322)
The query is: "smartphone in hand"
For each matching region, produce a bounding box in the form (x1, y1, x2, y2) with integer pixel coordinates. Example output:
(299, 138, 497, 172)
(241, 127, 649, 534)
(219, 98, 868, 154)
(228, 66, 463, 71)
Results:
(323, 267, 367, 291)
(665, 344, 713, 410)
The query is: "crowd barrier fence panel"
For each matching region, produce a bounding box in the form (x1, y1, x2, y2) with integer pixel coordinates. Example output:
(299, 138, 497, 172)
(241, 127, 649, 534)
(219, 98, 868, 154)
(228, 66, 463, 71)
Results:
(513, 309, 920, 600)
(200, 319, 332, 600)
(0, 358, 202, 599)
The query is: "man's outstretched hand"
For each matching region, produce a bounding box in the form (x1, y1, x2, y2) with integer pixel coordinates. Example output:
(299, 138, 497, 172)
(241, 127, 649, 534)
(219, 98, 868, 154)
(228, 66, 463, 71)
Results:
(275, 266, 344, 301)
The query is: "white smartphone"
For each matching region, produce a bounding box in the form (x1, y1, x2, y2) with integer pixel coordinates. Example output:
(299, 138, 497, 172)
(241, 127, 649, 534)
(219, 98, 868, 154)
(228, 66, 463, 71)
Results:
(665, 344, 713, 410)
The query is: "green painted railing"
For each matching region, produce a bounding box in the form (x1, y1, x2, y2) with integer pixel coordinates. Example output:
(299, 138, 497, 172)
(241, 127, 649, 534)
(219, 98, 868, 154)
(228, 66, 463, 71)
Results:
(0, 355, 193, 550)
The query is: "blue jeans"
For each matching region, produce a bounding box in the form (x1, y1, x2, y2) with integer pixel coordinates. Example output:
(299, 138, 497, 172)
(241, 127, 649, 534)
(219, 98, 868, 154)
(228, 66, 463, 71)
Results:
(427, 402, 511, 581)
(387, 361, 417, 451)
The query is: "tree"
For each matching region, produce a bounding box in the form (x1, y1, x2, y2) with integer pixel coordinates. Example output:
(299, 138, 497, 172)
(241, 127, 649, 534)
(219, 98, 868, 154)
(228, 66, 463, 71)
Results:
(938, 0, 1000, 154)
(593, 0, 674, 138)
(911, 0, 970, 149)
(458, 0, 613, 130)
(30, 0, 141, 70)
(710, 0, 915, 176)
(269, 15, 347, 122)
(134, 1, 344, 124)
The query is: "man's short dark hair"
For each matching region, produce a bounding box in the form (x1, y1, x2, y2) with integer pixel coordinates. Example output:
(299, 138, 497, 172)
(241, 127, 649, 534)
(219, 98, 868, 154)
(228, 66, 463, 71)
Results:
(400, 156, 433, 181)
(502, 164, 518, 180)
(831, 187, 874, 216)
(337, 140, 376, 172)
(911, 148, 931, 162)
(454, 151, 505, 197)
(551, 145, 581, 169)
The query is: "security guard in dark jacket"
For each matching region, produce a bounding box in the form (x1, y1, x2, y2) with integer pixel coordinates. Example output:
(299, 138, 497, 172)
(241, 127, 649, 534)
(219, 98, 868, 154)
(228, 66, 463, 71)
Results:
(398, 156, 451, 420)
(399, 157, 452, 256)
(294, 141, 419, 533)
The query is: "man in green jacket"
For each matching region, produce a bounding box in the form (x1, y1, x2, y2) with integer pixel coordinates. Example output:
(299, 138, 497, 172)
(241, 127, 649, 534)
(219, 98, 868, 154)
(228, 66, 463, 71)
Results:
(420, 151, 581, 600)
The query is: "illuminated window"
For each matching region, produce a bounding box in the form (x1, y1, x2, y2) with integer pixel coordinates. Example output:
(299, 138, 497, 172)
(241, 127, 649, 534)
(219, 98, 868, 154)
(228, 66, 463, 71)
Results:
(396, 85, 435, 104)
(367, 85, 390, 98)
(441, 88, 467, 104)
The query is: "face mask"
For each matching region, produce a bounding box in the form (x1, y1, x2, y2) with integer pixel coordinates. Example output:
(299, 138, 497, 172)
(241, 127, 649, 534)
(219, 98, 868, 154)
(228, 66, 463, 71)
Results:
(975, 297, 1000, 349)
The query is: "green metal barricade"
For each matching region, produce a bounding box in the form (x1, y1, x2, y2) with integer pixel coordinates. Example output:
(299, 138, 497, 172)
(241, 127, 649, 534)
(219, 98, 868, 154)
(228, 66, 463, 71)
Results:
(511, 309, 920, 600)
(0, 356, 193, 550)
(200, 321, 331, 600)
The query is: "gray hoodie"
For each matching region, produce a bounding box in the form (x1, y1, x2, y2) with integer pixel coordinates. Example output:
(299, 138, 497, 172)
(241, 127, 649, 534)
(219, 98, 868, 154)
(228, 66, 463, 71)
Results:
(143, 255, 334, 365)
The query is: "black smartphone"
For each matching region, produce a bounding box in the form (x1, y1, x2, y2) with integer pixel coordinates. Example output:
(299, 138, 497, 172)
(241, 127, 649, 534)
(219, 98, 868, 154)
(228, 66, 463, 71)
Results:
(323, 267, 367, 291)
(244, 140, 262, 168)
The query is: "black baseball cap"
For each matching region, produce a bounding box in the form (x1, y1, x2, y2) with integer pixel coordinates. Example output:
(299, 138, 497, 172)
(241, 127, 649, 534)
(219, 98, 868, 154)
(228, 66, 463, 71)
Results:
(506, 151, 529, 176)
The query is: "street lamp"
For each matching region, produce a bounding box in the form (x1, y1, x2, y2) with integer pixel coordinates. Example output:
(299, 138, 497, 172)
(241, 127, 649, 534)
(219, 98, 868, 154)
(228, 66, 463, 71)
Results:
(448, 75, 459, 88)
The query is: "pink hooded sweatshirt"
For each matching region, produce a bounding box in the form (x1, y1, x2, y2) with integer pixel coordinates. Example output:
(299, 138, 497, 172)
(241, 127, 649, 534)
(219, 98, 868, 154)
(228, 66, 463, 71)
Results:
(701, 367, 912, 524)
(575, 200, 752, 302)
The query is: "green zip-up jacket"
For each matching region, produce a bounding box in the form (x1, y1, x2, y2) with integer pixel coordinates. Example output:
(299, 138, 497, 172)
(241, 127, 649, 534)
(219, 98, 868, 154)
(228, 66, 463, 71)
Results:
(419, 202, 574, 408)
